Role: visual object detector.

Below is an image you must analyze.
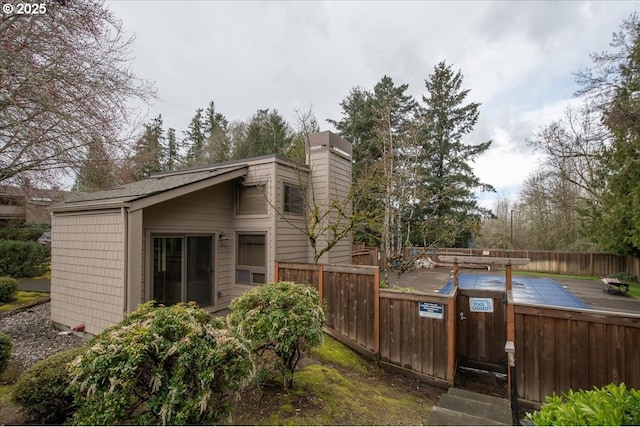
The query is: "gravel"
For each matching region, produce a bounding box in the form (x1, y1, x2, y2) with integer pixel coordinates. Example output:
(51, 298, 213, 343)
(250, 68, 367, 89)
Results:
(0, 301, 85, 370)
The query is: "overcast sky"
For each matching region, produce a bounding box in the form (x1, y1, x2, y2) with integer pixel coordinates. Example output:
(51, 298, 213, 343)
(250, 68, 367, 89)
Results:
(106, 1, 639, 209)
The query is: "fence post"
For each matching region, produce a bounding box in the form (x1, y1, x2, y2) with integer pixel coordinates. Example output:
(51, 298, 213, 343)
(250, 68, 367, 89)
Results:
(589, 252, 594, 277)
(274, 261, 279, 282)
(505, 263, 518, 423)
(374, 266, 380, 359)
(318, 263, 324, 303)
(447, 296, 456, 386)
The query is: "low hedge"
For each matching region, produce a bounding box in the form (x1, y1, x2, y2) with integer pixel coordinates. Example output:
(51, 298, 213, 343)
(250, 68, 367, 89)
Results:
(0, 223, 49, 242)
(0, 240, 48, 277)
(0, 276, 18, 303)
(527, 383, 640, 425)
(0, 331, 11, 375)
(12, 347, 85, 424)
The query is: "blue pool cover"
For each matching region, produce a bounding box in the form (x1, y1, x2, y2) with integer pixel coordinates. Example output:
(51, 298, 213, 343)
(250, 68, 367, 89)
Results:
(438, 274, 589, 309)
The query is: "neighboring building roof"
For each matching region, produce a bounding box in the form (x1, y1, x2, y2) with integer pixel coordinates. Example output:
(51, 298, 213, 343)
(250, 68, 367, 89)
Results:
(52, 164, 249, 212)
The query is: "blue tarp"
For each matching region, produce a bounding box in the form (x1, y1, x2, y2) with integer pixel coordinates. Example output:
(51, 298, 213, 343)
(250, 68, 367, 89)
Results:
(439, 274, 589, 309)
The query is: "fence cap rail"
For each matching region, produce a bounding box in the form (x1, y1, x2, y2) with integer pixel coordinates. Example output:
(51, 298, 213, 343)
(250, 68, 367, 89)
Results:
(439, 255, 529, 266)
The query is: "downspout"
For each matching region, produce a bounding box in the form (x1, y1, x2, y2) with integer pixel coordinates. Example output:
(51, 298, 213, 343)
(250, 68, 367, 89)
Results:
(122, 206, 128, 315)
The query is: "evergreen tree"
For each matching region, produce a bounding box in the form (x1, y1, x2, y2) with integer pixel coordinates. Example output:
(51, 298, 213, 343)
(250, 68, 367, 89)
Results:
(233, 109, 293, 159)
(202, 101, 230, 163)
(184, 108, 205, 166)
(415, 61, 494, 246)
(330, 76, 418, 263)
(132, 115, 164, 179)
(164, 127, 181, 171)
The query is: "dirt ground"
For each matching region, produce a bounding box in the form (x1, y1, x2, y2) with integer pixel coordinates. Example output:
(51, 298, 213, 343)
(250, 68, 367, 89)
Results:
(394, 266, 640, 314)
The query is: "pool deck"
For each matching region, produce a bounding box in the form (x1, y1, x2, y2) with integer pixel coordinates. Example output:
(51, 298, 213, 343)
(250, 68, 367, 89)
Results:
(394, 267, 640, 314)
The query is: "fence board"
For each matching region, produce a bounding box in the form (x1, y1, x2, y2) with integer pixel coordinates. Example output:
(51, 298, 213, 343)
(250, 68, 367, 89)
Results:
(571, 320, 589, 392)
(357, 247, 640, 278)
(516, 304, 640, 404)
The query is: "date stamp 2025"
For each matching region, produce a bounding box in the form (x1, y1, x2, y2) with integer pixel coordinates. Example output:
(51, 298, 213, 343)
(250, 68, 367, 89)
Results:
(2, 2, 48, 15)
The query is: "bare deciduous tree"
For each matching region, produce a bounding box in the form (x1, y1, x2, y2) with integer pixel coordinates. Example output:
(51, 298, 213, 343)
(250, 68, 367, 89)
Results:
(0, 0, 155, 187)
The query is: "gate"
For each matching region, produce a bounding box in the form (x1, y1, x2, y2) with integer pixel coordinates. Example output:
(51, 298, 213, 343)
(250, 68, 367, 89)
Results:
(457, 288, 507, 373)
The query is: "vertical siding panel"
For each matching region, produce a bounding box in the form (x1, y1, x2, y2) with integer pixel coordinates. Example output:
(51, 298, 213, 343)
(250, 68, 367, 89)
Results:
(554, 317, 572, 394)
(540, 316, 556, 400)
(380, 296, 390, 361)
(515, 312, 526, 398)
(401, 299, 412, 369)
(589, 322, 607, 387)
(523, 315, 540, 402)
(571, 320, 590, 391)
(625, 327, 640, 388)
(607, 324, 625, 385)
(412, 303, 422, 374)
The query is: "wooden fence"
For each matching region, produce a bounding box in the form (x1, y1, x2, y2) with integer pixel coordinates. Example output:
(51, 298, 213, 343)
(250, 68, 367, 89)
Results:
(513, 301, 640, 405)
(277, 260, 640, 406)
(387, 247, 640, 278)
(379, 290, 455, 383)
(276, 261, 455, 387)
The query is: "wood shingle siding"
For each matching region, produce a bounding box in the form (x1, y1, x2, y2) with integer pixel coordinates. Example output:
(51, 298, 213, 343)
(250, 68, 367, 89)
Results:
(51, 211, 125, 335)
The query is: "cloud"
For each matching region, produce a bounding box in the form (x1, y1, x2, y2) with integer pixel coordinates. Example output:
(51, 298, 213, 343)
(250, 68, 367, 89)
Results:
(105, 0, 640, 199)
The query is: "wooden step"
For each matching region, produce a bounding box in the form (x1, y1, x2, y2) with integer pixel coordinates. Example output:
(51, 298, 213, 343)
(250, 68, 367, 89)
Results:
(448, 387, 511, 407)
(427, 406, 506, 426)
(438, 394, 512, 425)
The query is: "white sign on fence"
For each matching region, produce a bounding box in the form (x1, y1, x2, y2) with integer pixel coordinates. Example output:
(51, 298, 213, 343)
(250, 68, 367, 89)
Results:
(469, 297, 494, 313)
(419, 302, 444, 320)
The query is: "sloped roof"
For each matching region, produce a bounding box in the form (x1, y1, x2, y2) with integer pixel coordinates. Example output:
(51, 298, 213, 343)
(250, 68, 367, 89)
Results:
(52, 165, 248, 212)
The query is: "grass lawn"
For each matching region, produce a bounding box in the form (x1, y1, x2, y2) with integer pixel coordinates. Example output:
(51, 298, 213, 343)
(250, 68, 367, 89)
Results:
(227, 334, 442, 425)
(0, 291, 50, 313)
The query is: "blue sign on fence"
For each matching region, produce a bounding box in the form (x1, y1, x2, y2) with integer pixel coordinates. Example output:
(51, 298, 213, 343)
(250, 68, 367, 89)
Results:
(469, 297, 494, 313)
(419, 302, 444, 320)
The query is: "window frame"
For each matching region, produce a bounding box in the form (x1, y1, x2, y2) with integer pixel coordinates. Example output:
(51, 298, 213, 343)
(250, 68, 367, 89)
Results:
(283, 182, 304, 215)
(236, 183, 268, 216)
(151, 233, 216, 307)
(235, 232, 267, 286)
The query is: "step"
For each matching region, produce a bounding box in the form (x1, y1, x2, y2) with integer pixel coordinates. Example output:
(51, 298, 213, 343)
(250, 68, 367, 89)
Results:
(438, 394, 512, 425)
(427, 406, 506, 426)
(448, 387, 511, 407)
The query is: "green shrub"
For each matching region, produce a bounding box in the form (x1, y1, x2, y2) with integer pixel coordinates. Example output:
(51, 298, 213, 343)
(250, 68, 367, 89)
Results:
(0, 223, 49, 242)
(526, 383, 640, 425)
(70, 301, 254, 426)
(229, 281, 325, 389)
(0, 276, 18, 303)
(0, 331, 11, 375)
(11, 347, 84, 424)
(0, 240, 48, 277)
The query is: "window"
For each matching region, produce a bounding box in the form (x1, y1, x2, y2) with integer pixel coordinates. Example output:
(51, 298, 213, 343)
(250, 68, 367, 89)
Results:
(236, 233, 266, 285)
(152, 235, 214, 307)
(284, 184, 303, 214)
(237, 185, 267, 215)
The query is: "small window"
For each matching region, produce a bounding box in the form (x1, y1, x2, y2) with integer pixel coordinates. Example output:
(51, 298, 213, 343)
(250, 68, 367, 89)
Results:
(236, 233, 266, 285)
(284, 184, 303, 214)
(237, 185, 267, 215)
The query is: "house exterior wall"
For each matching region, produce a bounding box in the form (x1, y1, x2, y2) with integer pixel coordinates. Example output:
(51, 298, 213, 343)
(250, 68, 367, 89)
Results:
(275, 163, 312, 264)
(229, 161, 276, 299)
(50, 210, 125, 335)
(308, 131, 353, 264)
(50, 132, 353, 335)
(141, 181, 236, 310)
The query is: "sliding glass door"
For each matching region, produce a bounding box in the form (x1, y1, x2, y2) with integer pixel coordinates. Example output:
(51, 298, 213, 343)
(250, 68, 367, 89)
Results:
(153, 235, 214, 307)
